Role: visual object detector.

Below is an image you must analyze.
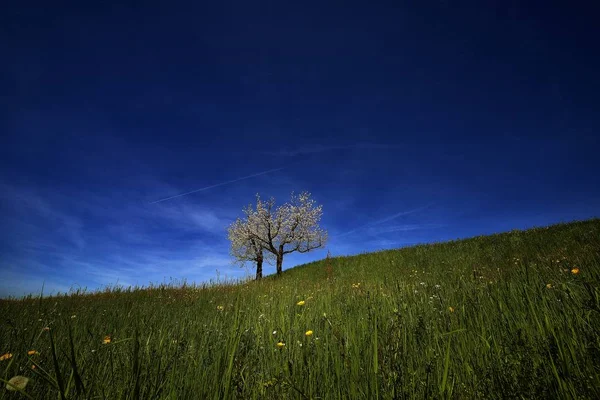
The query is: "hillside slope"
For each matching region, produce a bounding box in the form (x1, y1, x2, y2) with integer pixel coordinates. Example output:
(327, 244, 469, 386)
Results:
(284, 218, 600, 286)
(1, 218, 599, 399)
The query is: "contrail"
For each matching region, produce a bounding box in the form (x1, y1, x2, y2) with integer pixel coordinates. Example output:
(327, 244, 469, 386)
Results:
(371, 202, 435, 225)
(263, 143, 404, 157)
(334, 202, 435, 239)
(149, 167, 285, 204)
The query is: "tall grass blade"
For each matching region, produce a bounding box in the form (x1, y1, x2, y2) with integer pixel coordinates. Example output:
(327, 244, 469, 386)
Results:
(48, 328, 67, 400)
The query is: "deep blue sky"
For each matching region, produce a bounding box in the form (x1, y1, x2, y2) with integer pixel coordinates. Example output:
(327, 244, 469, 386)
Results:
(1, 1, 599, 298)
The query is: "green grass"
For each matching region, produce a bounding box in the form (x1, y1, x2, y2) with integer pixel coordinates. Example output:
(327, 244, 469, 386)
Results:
(1, 218, 600, 399)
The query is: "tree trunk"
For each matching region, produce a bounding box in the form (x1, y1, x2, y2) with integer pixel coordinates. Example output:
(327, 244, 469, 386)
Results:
(256, 252, 263, 280)
(276, 253, 283, 275)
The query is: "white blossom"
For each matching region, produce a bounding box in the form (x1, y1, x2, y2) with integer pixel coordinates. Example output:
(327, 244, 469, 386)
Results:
(228, 191, 327, 275)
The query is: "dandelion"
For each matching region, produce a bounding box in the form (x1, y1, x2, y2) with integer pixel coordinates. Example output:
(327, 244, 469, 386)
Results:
(263, 379, 277, 388)
(0, 353, 12, 361)
(276, 341, 285, 348)
(5, 375, 29, 391)
(296, 300, 305, 306)
(27, 350, 39, 356)
(216, 305, 224, 311)
(449, 307, 455, 313)
(571, 268, 580, 275)
(102, 335, 112, 344)
(305, 330, 313, 336)
(546, 283, 552, 289)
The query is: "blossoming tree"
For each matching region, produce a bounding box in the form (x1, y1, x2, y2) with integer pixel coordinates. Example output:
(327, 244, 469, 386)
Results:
(227, 213, 274, 280)
(228, 191, 327, 278)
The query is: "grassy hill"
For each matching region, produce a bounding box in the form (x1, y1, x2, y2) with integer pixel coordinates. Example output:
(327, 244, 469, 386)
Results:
(1, 218, 599, 399)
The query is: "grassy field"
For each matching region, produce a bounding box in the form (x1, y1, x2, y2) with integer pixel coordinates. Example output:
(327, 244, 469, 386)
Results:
(1, 218, 599, 399)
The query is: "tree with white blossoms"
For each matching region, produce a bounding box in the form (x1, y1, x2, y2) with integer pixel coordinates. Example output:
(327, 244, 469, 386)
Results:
(228, 191, 327, 278)
(228, 213, 274, 280)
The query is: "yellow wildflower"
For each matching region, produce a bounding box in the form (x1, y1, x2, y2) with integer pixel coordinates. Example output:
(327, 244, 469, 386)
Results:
(5, 375, 29, 391)
(546, 283, 552, 289)
(263, 378, 277, 387)
(276, 341, 285, 348)
(448, 307, 455, 313)
(571, 268, 580, 275)
(0, 353, 12, 361)
(296, 300, 305, 306)
(216, 305, 224, 311)
(103, 335, 112, 344)
(305, 330, 313, 336)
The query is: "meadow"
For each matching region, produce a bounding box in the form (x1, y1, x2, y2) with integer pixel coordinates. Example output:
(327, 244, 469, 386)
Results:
(1, 218, 599, 399)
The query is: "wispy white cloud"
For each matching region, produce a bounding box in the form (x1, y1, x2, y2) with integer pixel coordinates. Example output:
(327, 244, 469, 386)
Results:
(0, 269, 74, 299)
(364, 238, 422, 249)
(149, 167, 285, 204)
(63, 252, 235, 290)
(263, 143, 403, 157)
(0, 182, 245, 298)
(364, 223, 445, 236)
(370, 203, 435, 225)
(334, 203, 435, 239)
(0, 183, 86, 250)
(0, 238, 240, 298)
(147, 202, 233, 235)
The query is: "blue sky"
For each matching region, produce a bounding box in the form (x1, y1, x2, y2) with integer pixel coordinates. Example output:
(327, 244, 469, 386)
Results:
(1, 1, 599, 298)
